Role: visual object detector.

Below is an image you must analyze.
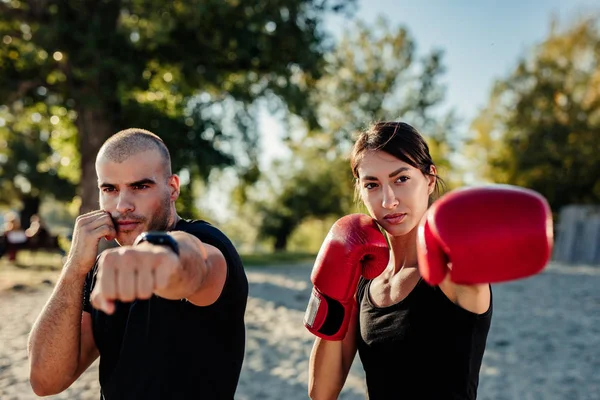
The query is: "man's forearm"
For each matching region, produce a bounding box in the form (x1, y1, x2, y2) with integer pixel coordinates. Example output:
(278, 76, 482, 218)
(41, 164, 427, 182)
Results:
(28, 266, 87, 392)
(155, 232, 207, 300)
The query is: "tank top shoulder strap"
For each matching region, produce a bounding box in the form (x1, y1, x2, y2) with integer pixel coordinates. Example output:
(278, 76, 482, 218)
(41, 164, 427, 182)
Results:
(356, 276, 370, 304)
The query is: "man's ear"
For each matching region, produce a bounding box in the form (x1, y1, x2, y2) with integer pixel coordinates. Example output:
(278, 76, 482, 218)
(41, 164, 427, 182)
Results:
(168, 174, 180, 201)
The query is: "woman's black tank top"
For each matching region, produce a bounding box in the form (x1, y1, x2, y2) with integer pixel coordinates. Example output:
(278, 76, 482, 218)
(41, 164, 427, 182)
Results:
(356, 277, 492, 400)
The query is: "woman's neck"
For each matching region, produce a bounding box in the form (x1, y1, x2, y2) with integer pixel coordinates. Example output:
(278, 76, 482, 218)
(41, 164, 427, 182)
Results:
(387, 226, 420, 274)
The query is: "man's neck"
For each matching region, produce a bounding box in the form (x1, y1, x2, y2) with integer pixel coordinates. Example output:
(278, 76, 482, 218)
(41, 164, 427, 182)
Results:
(167, 213, 181, 231)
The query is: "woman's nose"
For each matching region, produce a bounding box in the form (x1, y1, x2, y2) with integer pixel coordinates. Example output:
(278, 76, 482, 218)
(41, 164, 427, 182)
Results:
(381, 184, 399, 209)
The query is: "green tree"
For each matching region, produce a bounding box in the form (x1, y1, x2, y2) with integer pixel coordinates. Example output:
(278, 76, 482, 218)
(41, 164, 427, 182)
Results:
(255, 153, 353, 250)
(0, 103, 78, 228)
(242, 18, 457, 250)
(307, 18, 456, 166)
(0, 0, 356, 217)
(468, 16, 600, 211)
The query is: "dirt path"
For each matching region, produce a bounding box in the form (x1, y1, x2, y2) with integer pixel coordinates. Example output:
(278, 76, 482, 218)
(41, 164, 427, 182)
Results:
(0, 262, 598, 399)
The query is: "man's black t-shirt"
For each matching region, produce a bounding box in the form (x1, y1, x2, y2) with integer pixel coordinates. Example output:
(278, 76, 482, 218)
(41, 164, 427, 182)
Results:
(356, 277, 492, 400)
(82, 219, 248, 400)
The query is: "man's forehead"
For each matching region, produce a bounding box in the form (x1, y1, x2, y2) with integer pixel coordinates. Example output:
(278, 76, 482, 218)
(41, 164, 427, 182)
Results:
(97, 148, 162, 163)
(97, 155, 162, 183)
(97, 172, 158, 185)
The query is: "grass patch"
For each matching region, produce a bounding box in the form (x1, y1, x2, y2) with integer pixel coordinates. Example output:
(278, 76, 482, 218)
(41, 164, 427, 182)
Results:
(0, 252, 63, 292)
(0, 249, 316, 273)
(8, 250, 64, 271)
(240, 252, 317, 267)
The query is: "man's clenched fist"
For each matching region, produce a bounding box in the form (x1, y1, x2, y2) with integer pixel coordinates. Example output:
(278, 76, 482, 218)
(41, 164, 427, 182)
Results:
(90, 242, 181, 314)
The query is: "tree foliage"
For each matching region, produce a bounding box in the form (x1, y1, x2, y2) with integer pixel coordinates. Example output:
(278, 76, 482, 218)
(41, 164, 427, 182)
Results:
(468, 17, 600, 211)
(244, 18, 457, 250)
(0, 102, 78, 227)
(0, 0, 356, 219)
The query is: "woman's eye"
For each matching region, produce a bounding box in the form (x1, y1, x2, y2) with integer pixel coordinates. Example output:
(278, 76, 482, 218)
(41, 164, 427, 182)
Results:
(396, 176, 409, 183)
(364, 182, 378, 190)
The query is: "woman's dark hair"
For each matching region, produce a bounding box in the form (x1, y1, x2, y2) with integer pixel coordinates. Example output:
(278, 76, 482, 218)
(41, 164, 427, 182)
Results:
(350, 121, 446, 204)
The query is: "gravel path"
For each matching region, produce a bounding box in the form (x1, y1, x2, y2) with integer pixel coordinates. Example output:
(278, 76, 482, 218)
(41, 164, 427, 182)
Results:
(0, 262, 598, 399)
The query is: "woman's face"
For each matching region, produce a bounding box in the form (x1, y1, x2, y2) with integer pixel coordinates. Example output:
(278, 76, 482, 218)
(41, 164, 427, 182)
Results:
(357, 150, 436, 237)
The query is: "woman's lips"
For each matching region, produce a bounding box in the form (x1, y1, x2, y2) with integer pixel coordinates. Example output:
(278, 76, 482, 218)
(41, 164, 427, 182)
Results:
(383, 213, 407, 225)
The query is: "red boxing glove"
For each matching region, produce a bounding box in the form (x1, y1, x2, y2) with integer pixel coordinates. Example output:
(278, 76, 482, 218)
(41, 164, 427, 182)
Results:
(304, 214, 389, 340)
(417, 185, 553, 286)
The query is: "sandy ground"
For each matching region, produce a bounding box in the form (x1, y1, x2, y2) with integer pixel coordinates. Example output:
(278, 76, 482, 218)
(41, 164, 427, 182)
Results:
(0, 262, 599, 399)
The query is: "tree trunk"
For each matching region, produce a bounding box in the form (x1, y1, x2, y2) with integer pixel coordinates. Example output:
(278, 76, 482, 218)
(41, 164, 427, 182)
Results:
(20, 195, 41, 230)
(272, 217, 299, 252)
(274, 223, 296, 252)
(274, 233, 289, 252)
(76, 107, 115, 214)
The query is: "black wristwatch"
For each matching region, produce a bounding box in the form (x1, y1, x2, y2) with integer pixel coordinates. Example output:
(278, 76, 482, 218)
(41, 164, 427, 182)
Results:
(133, 231, 180, 256)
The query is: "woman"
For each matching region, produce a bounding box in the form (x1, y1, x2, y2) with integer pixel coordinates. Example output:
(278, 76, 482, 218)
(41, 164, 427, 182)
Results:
(307, 121, 493, 399)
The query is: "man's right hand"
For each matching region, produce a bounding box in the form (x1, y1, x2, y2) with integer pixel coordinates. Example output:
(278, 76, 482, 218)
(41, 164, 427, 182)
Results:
(303, 214, 389, 341)
(66, 210, 116, 276)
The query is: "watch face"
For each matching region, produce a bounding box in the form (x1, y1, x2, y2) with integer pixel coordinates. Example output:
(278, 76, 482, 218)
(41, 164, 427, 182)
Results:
(151, 235, 169, 244)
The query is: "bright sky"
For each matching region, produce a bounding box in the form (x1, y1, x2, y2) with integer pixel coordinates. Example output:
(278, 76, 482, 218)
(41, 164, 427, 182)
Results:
(259, 0, 598, 168)
(204, 0, 599, 220)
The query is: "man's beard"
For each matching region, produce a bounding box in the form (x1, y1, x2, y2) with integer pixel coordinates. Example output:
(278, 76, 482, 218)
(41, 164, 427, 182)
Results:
(111, 193, 173, 245)
(145, 194, 173, 232)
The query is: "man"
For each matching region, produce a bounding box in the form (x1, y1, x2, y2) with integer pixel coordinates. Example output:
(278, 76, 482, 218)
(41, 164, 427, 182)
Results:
(28, 128, 248, 399)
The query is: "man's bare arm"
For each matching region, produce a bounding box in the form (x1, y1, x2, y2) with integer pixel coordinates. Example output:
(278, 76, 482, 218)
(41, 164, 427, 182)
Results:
(27, 268, 99, 396)
(28, 210, 115, 395)
(169, 231, 227, 307)
(91, 231, 228, 314)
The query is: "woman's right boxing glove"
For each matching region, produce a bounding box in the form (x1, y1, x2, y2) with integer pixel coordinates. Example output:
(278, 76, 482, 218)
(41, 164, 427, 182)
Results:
(304, 214, 390, 340)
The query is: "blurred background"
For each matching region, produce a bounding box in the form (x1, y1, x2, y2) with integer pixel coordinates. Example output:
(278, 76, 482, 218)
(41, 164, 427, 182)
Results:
(0, 0, 599, 399)
(0, 0, 599, 258)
